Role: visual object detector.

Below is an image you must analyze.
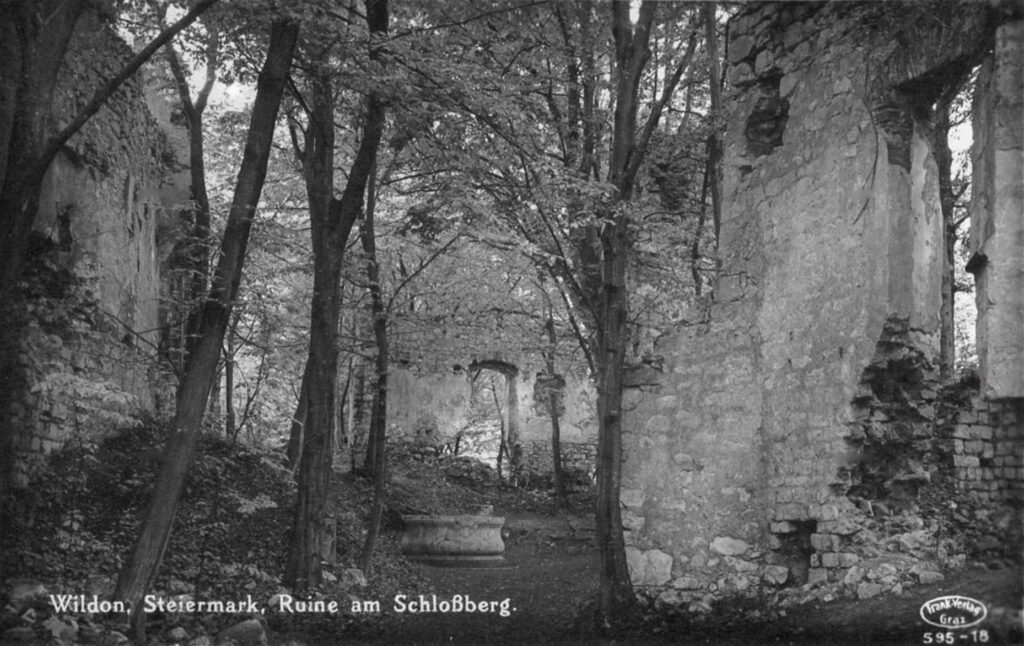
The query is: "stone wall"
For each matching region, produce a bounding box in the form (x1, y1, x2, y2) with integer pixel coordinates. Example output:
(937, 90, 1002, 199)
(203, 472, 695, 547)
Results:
(952, 398, 1024, 506)
(969, 19, 1024, 402)
(386, 366, 597, 449)
(520, 440, 596, 484)
(622, 1, 1017, 608)
(8, 11, 184, 485)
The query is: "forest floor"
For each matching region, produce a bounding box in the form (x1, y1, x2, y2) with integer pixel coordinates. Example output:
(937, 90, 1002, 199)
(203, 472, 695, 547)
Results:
(1, 424, 1021, 646)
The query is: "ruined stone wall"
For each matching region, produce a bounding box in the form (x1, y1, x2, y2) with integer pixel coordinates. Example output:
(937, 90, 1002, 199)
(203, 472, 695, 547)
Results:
(952, 397, 1023, 505)
(386, 367, 597, 449)
(622, 1, 1009, 608)
(8, 11, 184, 485)
(969, 19, 1024, 402)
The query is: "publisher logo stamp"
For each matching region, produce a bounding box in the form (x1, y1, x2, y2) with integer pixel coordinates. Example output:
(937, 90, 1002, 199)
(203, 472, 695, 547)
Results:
(920, 595, 988, 629)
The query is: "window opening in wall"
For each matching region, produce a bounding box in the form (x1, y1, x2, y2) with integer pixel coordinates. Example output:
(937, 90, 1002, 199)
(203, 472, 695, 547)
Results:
(941, 69, 978, 385)
(452, 374, 505, 470)
(772, 520, 816, 586)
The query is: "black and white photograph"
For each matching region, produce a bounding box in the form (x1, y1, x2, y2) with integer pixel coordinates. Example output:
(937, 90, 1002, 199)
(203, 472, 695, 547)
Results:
(0, 0, 1021, 644)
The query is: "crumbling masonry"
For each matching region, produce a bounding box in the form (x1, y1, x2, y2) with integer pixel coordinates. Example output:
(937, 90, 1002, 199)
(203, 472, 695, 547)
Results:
(622, 2, 1023, 606)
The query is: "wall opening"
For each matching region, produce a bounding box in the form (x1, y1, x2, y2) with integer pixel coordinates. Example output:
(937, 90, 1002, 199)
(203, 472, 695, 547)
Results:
(771, 520, 816, 586)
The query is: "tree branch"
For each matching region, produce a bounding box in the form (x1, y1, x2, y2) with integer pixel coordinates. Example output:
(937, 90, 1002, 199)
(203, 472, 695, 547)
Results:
(38, 0, 220, 173)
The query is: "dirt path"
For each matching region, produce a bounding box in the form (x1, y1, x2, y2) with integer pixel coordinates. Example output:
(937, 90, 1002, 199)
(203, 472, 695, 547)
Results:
(284, 509, 1022, 646)
(372, 512, 601, 645)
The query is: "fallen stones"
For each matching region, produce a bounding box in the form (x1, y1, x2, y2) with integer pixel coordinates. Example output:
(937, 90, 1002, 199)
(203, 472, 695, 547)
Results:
(856, 582, 886, 599)
(216, 618, 266, 646)
(5, 579, 49, 609)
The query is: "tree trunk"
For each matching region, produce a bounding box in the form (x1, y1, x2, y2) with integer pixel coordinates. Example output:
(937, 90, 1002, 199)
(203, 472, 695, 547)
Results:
(287, 362, 310, 471)
(490, 377, 506, 480)
(545, 313, 568, 507)
(293, 0, 389, 586)
(359, 158, 389, 574)
(591, 211, 636, 629)
(114, 20, 298, 637)
(588, 0, 661, 629)
(505, 370, 521, 482)
(703, 3, 723, 248)
(933, 99, 956, 382)
(224, 337, 235, 439)
(165, 31, 218, 358)
(285, 71, 355, 591)
(0, 1, 84, 545)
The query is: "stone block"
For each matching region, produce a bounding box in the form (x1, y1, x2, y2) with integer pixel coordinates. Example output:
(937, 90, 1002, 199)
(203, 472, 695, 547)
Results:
(763, 565, 790, 586)
(810, 533, 840, 552)
(773, 503, 806, 520)
(729, 35, 756, 63)
(780, 72, 800, 98)
(807, 568, 829, 586)
(710, 537, 750, 556)
(620, 488, 645, 508)
(626, 547, 673, 587)
(917, 570, 944, 585)
(770, 521, 796, 534)
(818, 518, 860, 536)
(782, 23, 804, 50)
(857, 582, 885, 599)
(839, 553, 860, 567)
(820, 552, 840, 568)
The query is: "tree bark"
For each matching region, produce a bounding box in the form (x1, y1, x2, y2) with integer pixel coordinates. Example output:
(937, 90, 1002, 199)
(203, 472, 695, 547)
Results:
(165, 29, 219, 358)
(292, 0, 389, 586)
(114, 20, 298, 637)
(359, 159, 389, 574)
(545, 312, 568, 507)
(703, 3, 723, 248)
(588, 0, 661, 629)
(287, 362, 311, 471)
(933, 98, 957, 382)
(224, 334, 235, 439)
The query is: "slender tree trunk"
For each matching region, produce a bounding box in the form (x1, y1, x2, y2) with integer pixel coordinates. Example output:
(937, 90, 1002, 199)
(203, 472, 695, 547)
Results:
(224, 336, 235, 439)
(545, 313, 568, 507)
(286, 69, 347, 590)
(359, 159, 389, 574)
(591, 210, 635, 629)
(491, 377, 506, 479)
(589, 0, 662, 629)
(703, 3, 723, 248)
(933, 98, 957, 382)
(165, 29, 219, 357)
(114, 21, 298, 637)
(505, 369, 521, 482)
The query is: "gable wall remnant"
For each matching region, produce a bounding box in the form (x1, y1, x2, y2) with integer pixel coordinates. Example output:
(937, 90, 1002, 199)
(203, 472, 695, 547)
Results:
(385, 367, 597, 479)
(622, 2, 1020, 608)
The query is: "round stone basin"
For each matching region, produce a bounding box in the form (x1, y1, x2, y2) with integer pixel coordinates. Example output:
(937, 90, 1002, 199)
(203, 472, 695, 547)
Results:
(401, 513, 507, 567)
